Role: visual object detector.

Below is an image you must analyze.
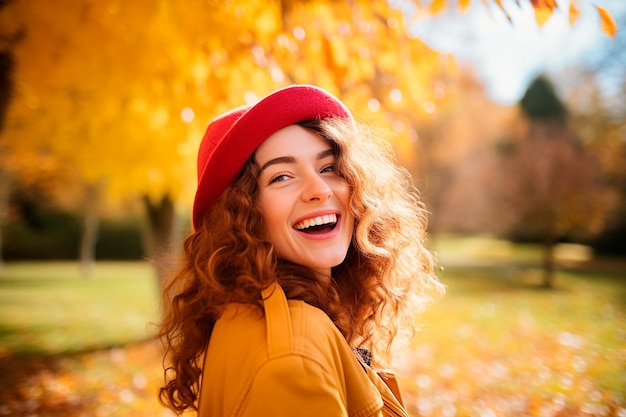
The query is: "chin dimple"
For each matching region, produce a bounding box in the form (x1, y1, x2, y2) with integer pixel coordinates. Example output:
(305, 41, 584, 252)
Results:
(294, 213, 337, 231)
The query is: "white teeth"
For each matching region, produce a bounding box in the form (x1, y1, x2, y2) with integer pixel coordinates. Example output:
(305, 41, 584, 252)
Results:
(295, 213, 337, 230)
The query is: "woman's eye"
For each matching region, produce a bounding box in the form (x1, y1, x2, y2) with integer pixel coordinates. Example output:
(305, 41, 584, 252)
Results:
(321, 165, 335, 174)
(270, 174, 290, 184)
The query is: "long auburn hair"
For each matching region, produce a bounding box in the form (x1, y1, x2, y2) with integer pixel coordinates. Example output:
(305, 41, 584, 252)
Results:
(158, 118, 443, 413)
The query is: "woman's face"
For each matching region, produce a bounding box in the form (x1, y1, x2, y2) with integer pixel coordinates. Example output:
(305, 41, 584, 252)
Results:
(255, 124, 355, 280)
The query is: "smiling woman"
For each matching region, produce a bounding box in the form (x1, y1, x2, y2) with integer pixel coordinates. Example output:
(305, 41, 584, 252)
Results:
(158, 85, 444, 417)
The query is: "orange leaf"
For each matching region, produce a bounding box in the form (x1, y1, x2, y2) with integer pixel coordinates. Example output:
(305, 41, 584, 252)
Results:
(533, 7, 553, 27)
(493, 0, 511, 21)
(595, 5, 617, 38)
(459, 0, 471, 13)
(568, 0, 580, 25)
(429, 0, 446, 14)
(530, 0, 557, 7)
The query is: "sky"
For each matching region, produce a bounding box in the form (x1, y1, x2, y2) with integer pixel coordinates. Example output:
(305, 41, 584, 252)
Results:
(393, 0, 625, 104)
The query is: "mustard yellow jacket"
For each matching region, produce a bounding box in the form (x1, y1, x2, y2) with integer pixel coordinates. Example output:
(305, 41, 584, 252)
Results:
(198, 283, 409, 417)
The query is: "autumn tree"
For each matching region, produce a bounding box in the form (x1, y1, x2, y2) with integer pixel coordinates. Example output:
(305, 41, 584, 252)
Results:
(0, 0, 451, 285)
(494, 75, 611, 287)
(0, 1, 280, 282)
(563, 12, 626, 255)
(415, 72, 519, 238)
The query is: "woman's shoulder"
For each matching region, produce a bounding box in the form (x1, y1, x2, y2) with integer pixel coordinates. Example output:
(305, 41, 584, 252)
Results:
(287, 299, 344, 342)
(211, 300, 343, 351)
(207, 299, 351, 370)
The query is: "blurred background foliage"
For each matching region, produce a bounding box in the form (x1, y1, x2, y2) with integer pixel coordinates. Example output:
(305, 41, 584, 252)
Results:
(0, 0, 623, 286)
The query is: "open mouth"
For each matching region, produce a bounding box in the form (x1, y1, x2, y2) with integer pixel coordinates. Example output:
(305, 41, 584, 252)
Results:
(294, 214, 338, 234)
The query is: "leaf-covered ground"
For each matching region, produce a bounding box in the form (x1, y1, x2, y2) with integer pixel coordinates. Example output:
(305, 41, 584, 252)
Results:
(400, 266, 626, 417)
(0, 340, 170, 417)
(0, 258, 624, 416)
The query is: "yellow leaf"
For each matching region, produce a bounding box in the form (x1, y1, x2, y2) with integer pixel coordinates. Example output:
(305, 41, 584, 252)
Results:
(595, 6, 617, 38)
(568, 0, 580, 25)
(459, 0, 471, 13)
(533, 7, 553, 27)
(429, 0, 446, 15)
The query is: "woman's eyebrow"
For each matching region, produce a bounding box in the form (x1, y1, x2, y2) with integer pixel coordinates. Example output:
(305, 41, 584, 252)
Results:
(261, 156, 296, 171)
(260, 148, 335, 172)
(318, 148, 335, 160)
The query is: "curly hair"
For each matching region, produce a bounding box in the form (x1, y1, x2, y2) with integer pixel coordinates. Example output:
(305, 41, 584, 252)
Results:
(158, 118, 443, 414)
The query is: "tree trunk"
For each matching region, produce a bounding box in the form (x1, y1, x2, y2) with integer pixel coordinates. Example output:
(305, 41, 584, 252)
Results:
(0, 169, 9, 271)
(0, 52, 15, 271)
(541, 237, 556, 288)
(143, 194, 179, 291)
(79, 183, 102, 277)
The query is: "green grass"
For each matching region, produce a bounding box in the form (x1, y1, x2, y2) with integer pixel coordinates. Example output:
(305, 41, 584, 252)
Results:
(0, 261, 160, 356)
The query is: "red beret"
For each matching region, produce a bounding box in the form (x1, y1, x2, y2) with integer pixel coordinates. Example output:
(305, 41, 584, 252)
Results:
(192, 85, 352, 230)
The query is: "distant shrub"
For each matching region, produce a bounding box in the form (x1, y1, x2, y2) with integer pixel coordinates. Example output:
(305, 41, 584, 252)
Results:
(2, 210, 82, 260)
(2, 209, 144, 260)
(95, 217, 145, 260)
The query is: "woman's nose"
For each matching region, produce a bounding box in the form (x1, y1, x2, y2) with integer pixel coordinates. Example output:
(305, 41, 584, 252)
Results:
(301, 174, 333, 202)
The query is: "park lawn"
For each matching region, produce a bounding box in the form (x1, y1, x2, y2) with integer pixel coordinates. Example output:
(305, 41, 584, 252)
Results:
(0, 246, 624, 416)
(0, 261, 160, 356)
(399, 265, 626, 417)
(0, 261, 167, 417)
